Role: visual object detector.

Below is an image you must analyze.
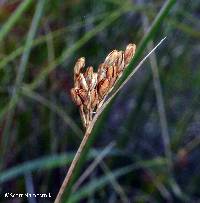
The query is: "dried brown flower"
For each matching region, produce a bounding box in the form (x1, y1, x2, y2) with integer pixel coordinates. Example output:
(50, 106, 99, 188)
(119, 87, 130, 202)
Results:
(71, 43, 136, 128)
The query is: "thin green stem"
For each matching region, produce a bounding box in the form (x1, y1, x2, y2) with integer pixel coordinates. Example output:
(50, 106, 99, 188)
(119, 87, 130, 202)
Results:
(140, 1, 172, 173)
(22, 87, 83, 138)
(0, 0, 46, 166)
(0, 0, 33, 43)
(61, 0, 177, 201)
(56, 38, 166, 203)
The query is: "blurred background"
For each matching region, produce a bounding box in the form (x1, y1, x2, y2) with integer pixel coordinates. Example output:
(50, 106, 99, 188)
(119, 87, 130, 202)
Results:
(0, 0, 199, 202)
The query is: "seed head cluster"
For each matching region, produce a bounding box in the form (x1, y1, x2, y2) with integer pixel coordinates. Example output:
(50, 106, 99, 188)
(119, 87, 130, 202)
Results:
(71, 43, 136, 128)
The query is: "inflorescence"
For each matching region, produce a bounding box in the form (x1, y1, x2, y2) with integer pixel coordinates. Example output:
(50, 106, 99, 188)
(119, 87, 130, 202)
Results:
(71, 43, 136, 128)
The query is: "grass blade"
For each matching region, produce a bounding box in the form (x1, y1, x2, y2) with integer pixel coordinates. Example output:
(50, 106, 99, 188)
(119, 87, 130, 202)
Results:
(140, 4, 172, 171)
(68, 157, 166, 202)
(61, 0, 177, 201)
(22, 87, 83, 138)
(56, 37, 166, 203)
(0, 0, 33, 43)
(0, 0, 46, 164)
(0, 149, 122, 184)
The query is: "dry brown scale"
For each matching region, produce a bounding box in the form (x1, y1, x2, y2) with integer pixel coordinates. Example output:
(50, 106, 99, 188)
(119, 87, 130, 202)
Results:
(71, 43, 136, 128)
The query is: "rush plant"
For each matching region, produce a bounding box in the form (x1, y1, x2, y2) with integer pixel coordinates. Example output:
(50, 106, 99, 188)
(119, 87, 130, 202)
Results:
(55, 38, 165, 203)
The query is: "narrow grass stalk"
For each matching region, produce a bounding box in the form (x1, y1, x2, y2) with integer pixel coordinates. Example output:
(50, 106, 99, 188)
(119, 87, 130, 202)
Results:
(73, 142, 116, 191)
(54, 126, 93, 203)
(0, 0, 46, 165)
(144, 169, 171, 200)
(68, 157, 167, 202)
(54, 38, 166, 203)
(22, 87, 83, 137)
(0, 27, 66, 69)
(0, 149, 120, 184)
(100, 161, 129, 203)
(0, 0, 33, 43)
(140, 1, 172, 173)
(0, 11, 111, 69)
(54, 1, 176, 201)
(122, 0, 176, 81)
(139, 5, 186, 200)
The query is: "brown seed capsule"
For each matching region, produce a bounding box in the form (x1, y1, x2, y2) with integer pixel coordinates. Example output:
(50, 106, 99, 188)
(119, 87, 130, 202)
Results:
(106, 65, 113, 79)
(74, 77, 80, 89)
(104, 50, 119, 65)
(98, 78, 110, 99)
(78, 89, 88, 106)
(90, 89, 99, 109)
(78, 73, 88, 91)
(74, 57, 85, 81)
(85, 66, 97, 90)
(116, 51, 125, 74)
(106, 65, 116, 79)
(91, 73, 98, 90)
(97, 63, 108, 83)
(85, 66, 93, 80)
(70, 88, 82, 106)
(105, 65, 117, 87)
(124, 44, 136, 66)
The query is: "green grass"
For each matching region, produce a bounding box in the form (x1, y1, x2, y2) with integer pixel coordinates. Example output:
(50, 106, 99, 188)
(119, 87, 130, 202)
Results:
(62, 0, 177, 200)
(0, 0, 199, 202)
(0, 0, 33, 43)
(0, 0, 46, 163)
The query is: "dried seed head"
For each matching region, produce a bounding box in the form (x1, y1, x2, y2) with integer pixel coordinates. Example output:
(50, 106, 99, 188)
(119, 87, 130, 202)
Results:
(107, 66, 118, 88)
(85, 66, 97, 90)
(97, 63, 108, 83)
(106, 65, 113, 79)
(85, 66, 93, 80)
(71, 42, 136, 128)
(74, 57, 85, 82)
(90, 89, 99, 109)
(104, 50, 119, 65)
(116, 51, 125, 73)
(91, 73, 98, 90)
(106, 65, 117, 79)
(70, 88, 82, 106)
(124, 44, 136, 66)
(104, 50, 125, 74)
(78, 73, 88, 91)
(98, 78, 110, 99)
(78, 89, 88, 106)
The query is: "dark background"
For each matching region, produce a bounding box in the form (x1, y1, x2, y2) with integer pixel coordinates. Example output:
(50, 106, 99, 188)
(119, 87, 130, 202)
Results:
(0, 0, 199, 202)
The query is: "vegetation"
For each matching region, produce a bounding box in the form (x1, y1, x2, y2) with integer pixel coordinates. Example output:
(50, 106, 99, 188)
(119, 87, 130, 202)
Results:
(0, 0, 199, 202)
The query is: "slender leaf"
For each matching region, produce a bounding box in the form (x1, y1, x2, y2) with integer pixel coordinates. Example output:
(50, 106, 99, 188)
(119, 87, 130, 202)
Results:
(68, 158, 167, 202)
(62, 0, 177, 200)
(0, 0, 33, 43)
(0, 149, 123, 184)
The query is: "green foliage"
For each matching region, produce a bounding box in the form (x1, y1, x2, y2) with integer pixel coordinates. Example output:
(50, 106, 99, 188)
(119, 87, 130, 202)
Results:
(0, 0, 199, 202)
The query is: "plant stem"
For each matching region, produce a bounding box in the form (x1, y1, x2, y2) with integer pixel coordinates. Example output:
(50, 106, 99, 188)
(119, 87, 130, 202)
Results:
(0, 0, 33, 43)
(0, 0, 46, 167)
(54, 37, 166, 203)
(54, 128, 92, 203)
(139, 0, 172, 173)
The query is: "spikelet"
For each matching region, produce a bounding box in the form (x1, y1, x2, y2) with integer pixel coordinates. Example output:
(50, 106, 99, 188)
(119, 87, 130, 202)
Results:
(71, 43, 136, 128)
